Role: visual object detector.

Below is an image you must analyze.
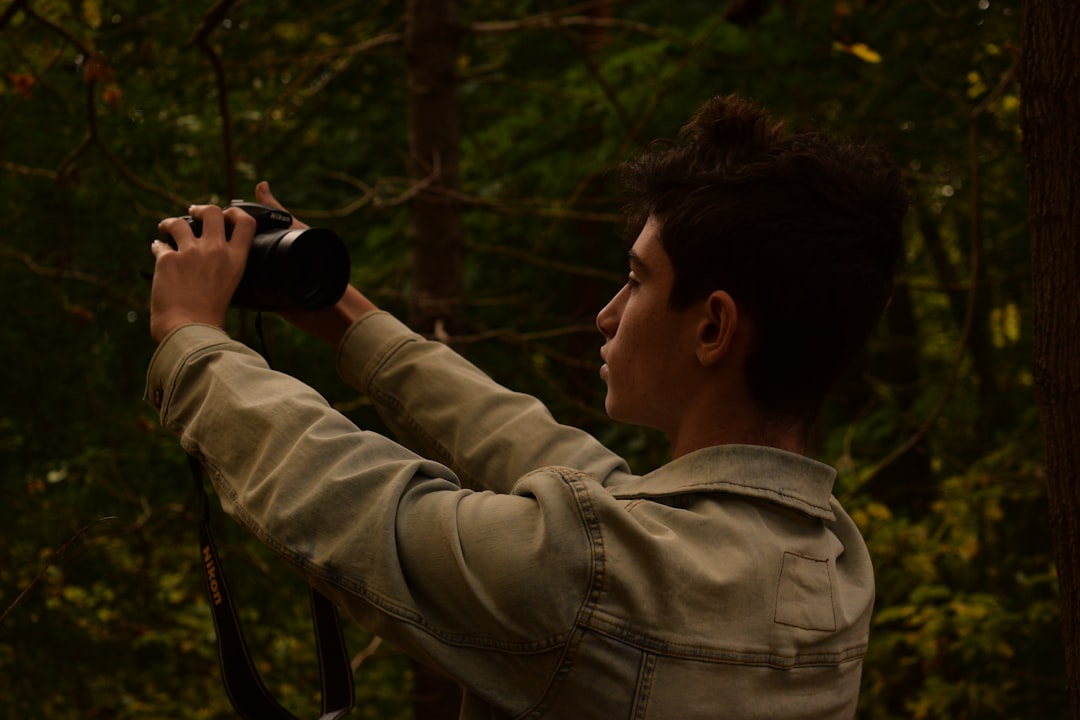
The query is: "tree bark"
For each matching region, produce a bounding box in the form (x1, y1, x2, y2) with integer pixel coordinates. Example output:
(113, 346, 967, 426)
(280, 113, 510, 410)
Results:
(404, 2, 465, 717)
(1020, 1, 1080, 715)
(407, 0, 465, 340)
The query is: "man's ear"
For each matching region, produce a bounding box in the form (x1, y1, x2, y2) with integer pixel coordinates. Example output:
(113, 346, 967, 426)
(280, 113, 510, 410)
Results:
(695, 290, 740, 367)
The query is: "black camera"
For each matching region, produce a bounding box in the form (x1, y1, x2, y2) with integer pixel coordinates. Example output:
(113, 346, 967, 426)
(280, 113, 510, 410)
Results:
(171, 201, 350, 311)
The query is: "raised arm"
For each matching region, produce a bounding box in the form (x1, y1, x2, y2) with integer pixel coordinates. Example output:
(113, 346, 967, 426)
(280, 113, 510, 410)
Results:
(253, 182, 631, 492)
(334, 310, 630, 493)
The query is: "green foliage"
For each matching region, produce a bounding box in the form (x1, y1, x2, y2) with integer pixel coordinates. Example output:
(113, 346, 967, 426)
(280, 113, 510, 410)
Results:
(0, 0, 1061, 718)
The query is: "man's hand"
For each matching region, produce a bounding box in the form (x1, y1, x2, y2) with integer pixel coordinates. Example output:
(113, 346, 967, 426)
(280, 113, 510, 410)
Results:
(255, 181, 378, 346)
(149, 204, 255, 343)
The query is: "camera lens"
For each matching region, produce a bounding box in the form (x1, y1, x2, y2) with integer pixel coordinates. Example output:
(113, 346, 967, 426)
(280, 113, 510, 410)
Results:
(232, 227, 350, 311)
(281, 228, 351, 310)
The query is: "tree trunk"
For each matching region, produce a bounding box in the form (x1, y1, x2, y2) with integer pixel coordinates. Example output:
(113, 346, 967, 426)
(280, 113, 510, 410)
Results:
(1020, 1, 1080, 715)
(407, 0, 465, 340)
(404, 2, 465, 717)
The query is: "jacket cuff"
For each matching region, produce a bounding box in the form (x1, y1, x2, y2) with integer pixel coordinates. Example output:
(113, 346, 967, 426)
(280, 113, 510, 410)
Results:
(144, 323, 234, 414)
(336, 311, 424, 392)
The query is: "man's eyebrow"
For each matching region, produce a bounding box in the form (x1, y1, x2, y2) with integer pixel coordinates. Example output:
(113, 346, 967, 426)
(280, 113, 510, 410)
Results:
(627, 249, 648, 273)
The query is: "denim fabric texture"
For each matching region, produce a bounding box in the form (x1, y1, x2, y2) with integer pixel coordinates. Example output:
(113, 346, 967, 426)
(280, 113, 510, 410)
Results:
(146, 312, 874, 719)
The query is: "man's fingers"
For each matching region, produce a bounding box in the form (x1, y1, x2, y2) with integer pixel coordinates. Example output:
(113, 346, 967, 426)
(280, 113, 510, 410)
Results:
(158, 216, 194, 250)
(222, 206, 257, 253)
(150, 239, 174, 259)
(188, 204, 227, 241)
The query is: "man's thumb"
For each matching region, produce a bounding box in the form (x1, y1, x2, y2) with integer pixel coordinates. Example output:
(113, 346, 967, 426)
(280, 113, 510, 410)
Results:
(255, 180, 282, 209)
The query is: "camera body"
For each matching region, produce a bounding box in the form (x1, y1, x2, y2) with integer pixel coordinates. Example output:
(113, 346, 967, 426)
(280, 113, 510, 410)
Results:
(173, 201, 350, 311)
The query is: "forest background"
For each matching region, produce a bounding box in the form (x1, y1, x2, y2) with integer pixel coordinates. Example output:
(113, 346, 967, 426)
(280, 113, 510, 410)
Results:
(0, 1, 1066, 718)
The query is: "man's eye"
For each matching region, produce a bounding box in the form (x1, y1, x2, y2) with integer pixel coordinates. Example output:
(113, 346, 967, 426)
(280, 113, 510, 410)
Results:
(626, 274, 640, 289)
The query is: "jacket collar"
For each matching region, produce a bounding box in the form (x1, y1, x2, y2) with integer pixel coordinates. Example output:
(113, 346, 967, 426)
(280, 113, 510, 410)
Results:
(606, 444, 838, 521)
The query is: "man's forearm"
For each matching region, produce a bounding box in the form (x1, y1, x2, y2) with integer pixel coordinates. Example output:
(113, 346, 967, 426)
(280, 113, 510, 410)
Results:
(336, 312, 632, 493)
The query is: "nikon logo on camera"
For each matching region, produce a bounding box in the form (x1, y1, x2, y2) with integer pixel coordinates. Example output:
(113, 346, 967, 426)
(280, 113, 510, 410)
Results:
(203, 544, 223, 606)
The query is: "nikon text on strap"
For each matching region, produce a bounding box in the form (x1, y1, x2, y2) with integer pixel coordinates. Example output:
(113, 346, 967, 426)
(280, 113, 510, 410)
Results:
(190, 454, 355, 720)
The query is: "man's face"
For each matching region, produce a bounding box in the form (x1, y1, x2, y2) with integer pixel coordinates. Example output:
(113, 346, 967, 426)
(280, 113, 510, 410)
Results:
(596, 217, 703, 434)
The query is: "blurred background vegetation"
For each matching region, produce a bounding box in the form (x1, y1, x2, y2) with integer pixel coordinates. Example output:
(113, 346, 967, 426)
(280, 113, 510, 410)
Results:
(1, 0, 1062, 718)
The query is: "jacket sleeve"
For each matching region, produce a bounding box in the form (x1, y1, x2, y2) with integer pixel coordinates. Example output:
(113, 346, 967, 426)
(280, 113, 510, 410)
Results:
(335, 311, 630, 493)
(144, 323, 602, 713)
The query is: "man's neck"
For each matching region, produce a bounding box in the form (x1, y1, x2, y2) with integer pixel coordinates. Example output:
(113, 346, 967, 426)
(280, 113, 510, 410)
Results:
(668, 408, 806, 459)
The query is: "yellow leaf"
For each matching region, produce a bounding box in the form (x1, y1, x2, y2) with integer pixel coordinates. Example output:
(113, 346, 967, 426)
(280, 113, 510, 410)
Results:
(849, 43, 882, 63)
(868, 502, 893, 521)
(83, 0, 102, 29)
(833, 41, 882, 64)
(1003, 302, 1021, 342)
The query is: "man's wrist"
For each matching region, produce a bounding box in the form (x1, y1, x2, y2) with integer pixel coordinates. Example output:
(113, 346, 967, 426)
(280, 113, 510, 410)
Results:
(280, 285, 377, 347)
(151, 313, 225, 344)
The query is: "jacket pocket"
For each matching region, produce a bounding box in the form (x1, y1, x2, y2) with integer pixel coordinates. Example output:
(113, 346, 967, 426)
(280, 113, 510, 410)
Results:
(774, 552, 837, 632)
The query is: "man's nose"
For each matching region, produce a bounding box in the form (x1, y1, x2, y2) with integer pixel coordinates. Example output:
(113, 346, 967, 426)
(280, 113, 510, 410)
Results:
(596, 287, 625, 339)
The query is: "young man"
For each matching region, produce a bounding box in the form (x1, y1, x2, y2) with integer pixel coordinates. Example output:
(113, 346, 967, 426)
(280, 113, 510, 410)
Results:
(147, 95, 907, 718)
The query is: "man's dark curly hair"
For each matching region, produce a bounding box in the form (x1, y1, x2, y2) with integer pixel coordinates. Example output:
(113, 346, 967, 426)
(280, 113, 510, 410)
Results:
(619, 94, 909, 425)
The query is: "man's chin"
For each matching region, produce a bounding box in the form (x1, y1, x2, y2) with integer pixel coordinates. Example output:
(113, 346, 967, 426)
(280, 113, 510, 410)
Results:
(604, 396, 621, 421)
(604, 400, 666, 436)
(604, 399, 635, 426)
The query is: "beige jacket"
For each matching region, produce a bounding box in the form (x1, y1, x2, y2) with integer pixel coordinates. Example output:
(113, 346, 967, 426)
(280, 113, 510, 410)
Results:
(146, 311, 874, 719)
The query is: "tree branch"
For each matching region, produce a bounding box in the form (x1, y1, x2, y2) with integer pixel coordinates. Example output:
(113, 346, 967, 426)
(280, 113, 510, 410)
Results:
(228, 31, 404, 68)
(0, 248, 143, 308)
(77, 72, 189, 206)
(22, 4, 92, 55)
(1, 160, 59, 180)
(189, 24, 237, 200)
(471, 241, 622, 283)
(187, 0, 240, 48)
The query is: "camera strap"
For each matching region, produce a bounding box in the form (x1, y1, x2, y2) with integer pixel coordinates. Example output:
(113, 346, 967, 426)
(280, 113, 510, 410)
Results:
(189, 452, 355, 720)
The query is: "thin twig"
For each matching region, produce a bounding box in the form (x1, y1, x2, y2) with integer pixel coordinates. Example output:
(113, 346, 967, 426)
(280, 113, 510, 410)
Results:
(471, 14, 670, 39)
(0, 160, 59, 180)
(351, 636, 383, 670)
(23, 4, 93, 55)
(471, 241, 622, 283)
(228, 31, 403, 68)
(440, 323, 600, 346)
(187, 0, 239, 48)
(0, 248, 142, 307)
(440, 187, 622, 224)
(0, 517, 118, 628)
(190, 19, 237, 200)
(970, 55, 1019, 120)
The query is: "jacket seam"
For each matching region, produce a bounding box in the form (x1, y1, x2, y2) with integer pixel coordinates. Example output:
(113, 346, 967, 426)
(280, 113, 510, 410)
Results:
(631, 652, 656, 720)
(521, 468, 607, 719)
(366, 384, 482, 487)
(611, 481, 834, 519)
(583, 614, 867, 668)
